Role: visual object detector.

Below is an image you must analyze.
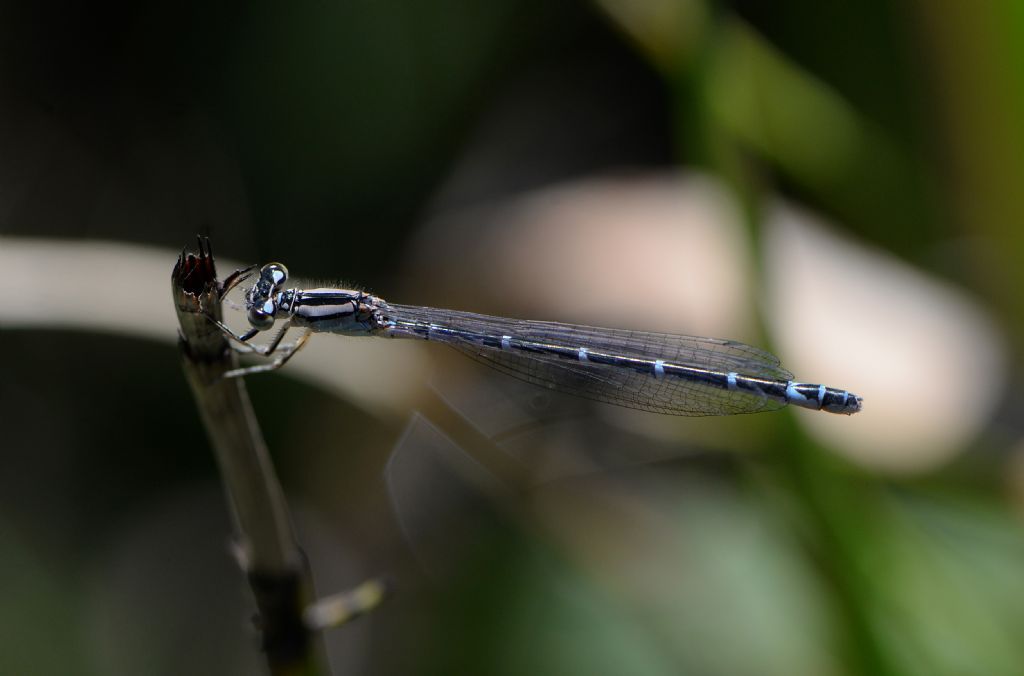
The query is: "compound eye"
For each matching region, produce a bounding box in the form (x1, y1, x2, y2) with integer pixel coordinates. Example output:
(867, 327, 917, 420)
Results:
(247, 299, 276, 330)
(261, 263, 288, 289)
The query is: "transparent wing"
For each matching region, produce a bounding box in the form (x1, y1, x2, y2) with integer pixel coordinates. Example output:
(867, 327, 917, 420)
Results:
(387, 305, 792, 416)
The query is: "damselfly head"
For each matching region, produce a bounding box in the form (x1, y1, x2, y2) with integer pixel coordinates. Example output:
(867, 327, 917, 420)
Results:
(247, 297, 277, 330)
(243, 262, 290, 329)
(261, 262, 288, 288)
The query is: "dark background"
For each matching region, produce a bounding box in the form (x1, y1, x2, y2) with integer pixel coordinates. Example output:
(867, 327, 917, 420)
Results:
(3, 1, 1024, 674)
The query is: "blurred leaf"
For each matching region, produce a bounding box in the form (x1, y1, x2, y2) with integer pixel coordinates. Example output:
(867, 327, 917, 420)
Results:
(523, 476, 844, 675)
(867, 493, 1024, 676)
(912, 1, 1024, 342)
(592, 0, 709, 72)
(599, 3, 942, 258)
(702, 20, 938, 254)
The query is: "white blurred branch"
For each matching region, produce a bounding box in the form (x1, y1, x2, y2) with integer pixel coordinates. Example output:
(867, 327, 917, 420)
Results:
(0, 235, 427, 417)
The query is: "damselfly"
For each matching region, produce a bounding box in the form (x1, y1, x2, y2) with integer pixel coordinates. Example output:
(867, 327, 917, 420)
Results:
(211, 263, 862, 416)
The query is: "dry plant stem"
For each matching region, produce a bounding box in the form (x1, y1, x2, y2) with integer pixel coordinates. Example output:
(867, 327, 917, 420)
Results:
(171, 239, 315, 674)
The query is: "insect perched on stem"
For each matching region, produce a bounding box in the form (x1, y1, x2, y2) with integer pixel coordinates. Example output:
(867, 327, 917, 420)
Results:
(210, 262, 862, 416)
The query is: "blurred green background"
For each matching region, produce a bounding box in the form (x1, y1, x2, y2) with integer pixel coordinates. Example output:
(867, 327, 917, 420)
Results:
(2, 1, 1024, 674)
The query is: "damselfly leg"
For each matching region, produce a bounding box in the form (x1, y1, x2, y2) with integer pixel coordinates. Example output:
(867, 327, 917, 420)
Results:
(222, 328, 312, 378)
(201, 263, 261, 347)
(219, 263, 259, 298)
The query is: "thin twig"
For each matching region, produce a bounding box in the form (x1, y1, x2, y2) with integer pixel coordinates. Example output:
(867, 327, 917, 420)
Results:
(171, 237, 315, 674)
